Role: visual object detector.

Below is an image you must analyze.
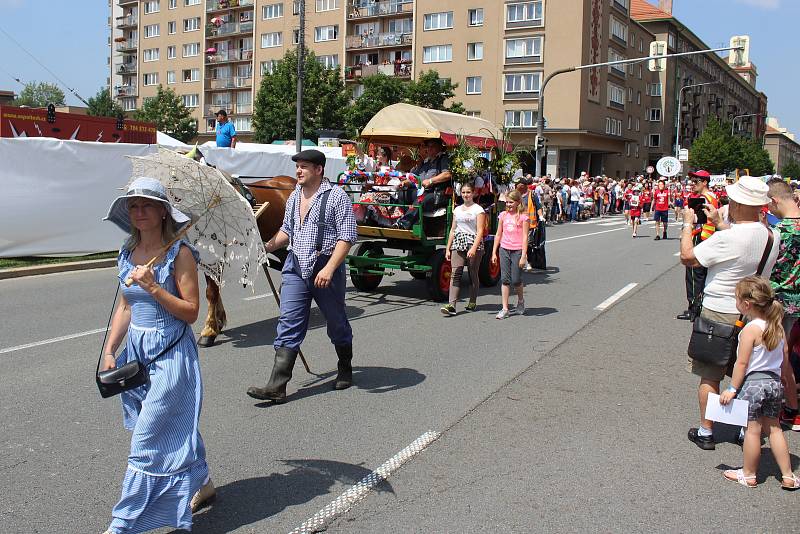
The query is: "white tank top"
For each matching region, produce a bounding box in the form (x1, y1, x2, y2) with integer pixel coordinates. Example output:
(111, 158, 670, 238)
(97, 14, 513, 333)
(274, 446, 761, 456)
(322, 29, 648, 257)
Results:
(740, 318, 784, 375)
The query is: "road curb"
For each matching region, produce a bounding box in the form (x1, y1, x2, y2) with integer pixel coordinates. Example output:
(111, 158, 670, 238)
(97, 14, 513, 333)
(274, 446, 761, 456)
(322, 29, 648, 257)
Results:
(0, 258, 117, 280)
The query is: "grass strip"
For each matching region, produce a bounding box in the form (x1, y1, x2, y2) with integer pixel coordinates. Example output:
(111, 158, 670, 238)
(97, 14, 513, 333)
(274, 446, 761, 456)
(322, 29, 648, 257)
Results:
(0, 252, 117, 270)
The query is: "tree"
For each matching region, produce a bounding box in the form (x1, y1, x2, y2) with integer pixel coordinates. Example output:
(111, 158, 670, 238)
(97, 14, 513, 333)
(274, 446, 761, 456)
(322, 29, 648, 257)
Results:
(781, 159, 800, 179)
(252, 48, 350, 143)
(12, 81, 66, 107)
(405, 70, 465, 114)
(87, 87, 123, 118)
(345, 74, 407, 137)
(133, 85, 197, 143)
(736, 137, 774, 176)
(688, 118, 740, 173)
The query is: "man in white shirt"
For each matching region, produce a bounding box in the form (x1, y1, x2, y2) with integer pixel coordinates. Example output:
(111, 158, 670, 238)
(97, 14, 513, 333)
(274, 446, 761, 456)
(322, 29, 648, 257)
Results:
(569, 181, 581, 221)
(680, 176, 780, 450)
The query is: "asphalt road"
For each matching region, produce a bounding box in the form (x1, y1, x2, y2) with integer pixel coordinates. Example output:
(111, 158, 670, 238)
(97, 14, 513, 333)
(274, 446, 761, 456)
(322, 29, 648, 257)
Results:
(2, 214, 795, 533)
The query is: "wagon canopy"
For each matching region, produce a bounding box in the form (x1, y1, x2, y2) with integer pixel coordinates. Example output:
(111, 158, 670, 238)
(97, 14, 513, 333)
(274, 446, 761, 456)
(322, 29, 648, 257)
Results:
(360, 103, 506, 148)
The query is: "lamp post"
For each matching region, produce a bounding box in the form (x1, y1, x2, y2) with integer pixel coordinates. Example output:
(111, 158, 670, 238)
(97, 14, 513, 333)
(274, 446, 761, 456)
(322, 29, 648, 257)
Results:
(295, 0, 305, 148)
(731, 113, 759, 137)
(675, 81, 718, 158)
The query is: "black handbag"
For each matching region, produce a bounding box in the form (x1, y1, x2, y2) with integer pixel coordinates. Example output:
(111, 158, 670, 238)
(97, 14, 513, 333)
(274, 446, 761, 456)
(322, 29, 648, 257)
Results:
(687, 229, 774, 367)
(95, 285, 188, 398)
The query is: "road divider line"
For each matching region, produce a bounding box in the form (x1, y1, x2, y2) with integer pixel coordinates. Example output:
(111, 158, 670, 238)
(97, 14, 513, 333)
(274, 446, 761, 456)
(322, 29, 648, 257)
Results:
(243, 292, 273, 301)
(674, 251, 681, 257)
(594, 283, 638, 311)
(548, 226, 628, 243)
(0, 328, 108, 355)
(289, 430, 441, 534)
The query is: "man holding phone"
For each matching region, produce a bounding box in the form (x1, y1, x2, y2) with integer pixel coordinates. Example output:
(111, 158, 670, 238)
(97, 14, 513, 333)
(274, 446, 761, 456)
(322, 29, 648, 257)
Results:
(677, 170, 718, 321)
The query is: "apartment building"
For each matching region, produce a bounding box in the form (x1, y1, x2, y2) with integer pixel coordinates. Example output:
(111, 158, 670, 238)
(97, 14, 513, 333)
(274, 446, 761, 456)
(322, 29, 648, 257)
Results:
(764, 117, 800, 174)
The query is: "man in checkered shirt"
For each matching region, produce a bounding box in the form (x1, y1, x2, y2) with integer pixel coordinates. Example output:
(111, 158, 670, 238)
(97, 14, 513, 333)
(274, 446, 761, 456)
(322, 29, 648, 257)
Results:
(247, 149, 357, 403)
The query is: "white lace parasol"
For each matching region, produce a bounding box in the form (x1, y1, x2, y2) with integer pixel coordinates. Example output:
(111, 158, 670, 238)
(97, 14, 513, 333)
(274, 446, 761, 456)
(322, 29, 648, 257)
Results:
(128, 148, 267, 290)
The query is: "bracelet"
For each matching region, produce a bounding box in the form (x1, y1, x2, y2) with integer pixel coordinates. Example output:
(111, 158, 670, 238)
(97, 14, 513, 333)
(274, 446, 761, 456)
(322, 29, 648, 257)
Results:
(726, 386, 737, 394)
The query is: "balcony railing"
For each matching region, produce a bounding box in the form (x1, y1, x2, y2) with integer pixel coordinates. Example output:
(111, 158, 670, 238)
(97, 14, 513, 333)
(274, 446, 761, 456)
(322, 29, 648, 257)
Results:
(206, 0, 254, 12)
(345, 62, 411, 80)
(205, 48, 254, 64)
(115, 85, 138, 97)
(347, 0, 413, 19)
(345, 32, 412, 50)
(205, 103, 252, 116)
(115, 39, 138, 52)
(205, 76, 252, 90)
(117, 63, 138, 75)
(116, 14, 138, 28)
(207, 20, 254, 37)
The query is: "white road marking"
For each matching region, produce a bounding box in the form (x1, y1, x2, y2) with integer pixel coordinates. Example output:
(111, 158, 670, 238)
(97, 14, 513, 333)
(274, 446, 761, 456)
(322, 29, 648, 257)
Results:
(599, 220, 628, 226)
(0, 328, 108, 355)
(289, 430, 441, 534)
(243, 292, 273, 301)
(674, 251, 681, 256)
(594, 283, 638, 311)
(548, 227, 628, 243)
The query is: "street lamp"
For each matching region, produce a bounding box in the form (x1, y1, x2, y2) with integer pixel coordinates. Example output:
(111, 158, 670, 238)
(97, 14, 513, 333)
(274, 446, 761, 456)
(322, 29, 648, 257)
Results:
(675, 81, 719, 158)
(731, 113, 760, 136)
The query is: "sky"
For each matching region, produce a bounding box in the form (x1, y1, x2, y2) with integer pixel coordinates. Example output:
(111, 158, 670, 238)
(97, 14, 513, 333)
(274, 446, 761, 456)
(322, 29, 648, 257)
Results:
(0, 0, 797, 133)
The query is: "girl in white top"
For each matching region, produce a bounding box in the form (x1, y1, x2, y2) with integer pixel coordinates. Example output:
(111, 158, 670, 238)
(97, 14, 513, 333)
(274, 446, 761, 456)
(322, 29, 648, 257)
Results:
(720, 275, 799, 490)
(441, 182, 486, 316)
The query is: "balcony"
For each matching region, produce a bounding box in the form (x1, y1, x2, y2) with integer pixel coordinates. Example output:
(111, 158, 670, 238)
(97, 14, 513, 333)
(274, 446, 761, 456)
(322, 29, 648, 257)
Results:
(345, 32, 412, 51)
(347, 0, 413, 19)
(205, 48, 253, 64)
(205, 103, 252, 116)
(115, 39, 138, 52)
(207, 0, 254, 12)
(116, 14, 138, 28)
(205, 76, 252, 90)
(207, 20, 254, 38)
(345, 62, 411, 80)
(118, 0, 138, 5)
(115, 84, 138, 98)
(117, 62, 138, 75)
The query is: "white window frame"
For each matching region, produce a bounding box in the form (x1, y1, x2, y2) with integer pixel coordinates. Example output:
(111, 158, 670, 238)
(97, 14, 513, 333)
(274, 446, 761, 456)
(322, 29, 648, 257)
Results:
(260, 60, 278, 75)
(182, 94, 199, 108)
(143, 24, 159, 38)
(505, 37, 543, 62)
(315, 0, 339, 12)
(144, 1, 160, 14)
(468, 8, 484, 27)
(648, 108, 662, 122)
(318, 54, 339, 69)
(168, 0, 176, 9)
(182, 68, 200, 82)
(647, 82, 662, 97)
(608, 47, 625, 76)
(182, 42, 199, 57)
(467, 42, 483, 61)
(423, 12, 454, 31)
(143, 72, 159, 86)
(466, 76, 482, 95)
(504, 110, 536, 128)
(648, 134, 661, 147)
(422, 45, 452, 63)
(261, 32, 283, 48)
(262, 3, 284, 19)
(143, 48, 160, 62)
(608, 82, 625, 108)
(167, 70, 176, 84)
(506, 1, 543, 26)
(184, 0, 200, 5)
(168, 21, 176, 34)
(504, 72, 542, 95)
(609, 16, 628, 43)
(167, 45, 176, 59)
(314, 25, 338, 42)
(183, 17, 200, 32)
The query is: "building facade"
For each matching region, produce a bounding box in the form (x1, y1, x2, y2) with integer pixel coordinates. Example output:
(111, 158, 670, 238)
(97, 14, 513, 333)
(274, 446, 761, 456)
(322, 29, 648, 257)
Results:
(764, 117, 800, 175)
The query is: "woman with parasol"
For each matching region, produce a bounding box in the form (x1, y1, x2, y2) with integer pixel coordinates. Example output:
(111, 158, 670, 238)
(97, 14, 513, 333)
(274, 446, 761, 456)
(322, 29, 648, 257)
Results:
(100, 177, 215, 533)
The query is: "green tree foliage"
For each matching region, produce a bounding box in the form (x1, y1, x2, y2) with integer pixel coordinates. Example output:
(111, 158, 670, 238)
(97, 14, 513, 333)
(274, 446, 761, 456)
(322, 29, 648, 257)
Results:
(688, 117, 774, 175)
(737, 137, 774, 176)
(12, 81, 66, 107)
(345, 74, 407, 137)
(133, 85, 197, 143)
(253, 49, 350, 143)
(781, 159, 800, 179)
(87, 87, 123, 118)
(404, 70, 465, 114)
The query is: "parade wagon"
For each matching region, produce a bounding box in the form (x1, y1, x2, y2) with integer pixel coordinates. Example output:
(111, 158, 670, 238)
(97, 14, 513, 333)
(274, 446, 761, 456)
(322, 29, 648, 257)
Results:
(341, 103, 510, 301)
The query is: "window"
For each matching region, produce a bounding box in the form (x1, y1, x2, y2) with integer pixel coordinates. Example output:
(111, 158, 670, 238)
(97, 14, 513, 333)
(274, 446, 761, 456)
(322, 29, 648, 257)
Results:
(466, 76, 482, 94)
(182, 94, 199, 108)
(608, 82, 625, 108)
(506, 2, 543, 26)
(292, 0, 301, 15)
(504, 73, 541, 95)
(263, 3, 283, 19)
(625, 142, 631, 157)
(260, 60, 278, 75)
(144, 24, 159, 38)
(318, 54, 339, 69)
(627, 87, 633, 102)
(167, 71, 176, 84)
(314, 25, 338, 42)
(316, 0, 339, 11)
(292, 29, 300, 44)
(423, 45, 452, 63)
(636, 91, 641, 105)
(627, 115, 632, 130)
(184, 17, 200, 32)
(609, 16, 627, 43)
(423, 12, 453, 31)
(183, 68, 200, 82)
(668, 32, 676, 49)
(635, 117, 640, 131)
(505, 37, 542, 62)
(261, 32, 282, 48)
(505, 110, 536, 128)
(387, 18, 412, 34)
(467, 42, 483, 61)
(123, 98, 137, 111)
(635, 144, 639, 158)
(167, 45, 176, 59)
(144, 1, 159, 14)
(649, 108, 662, 121)
(608, 47, 625, 76)
(465, 111, 481, 118)
(468, 8, 484, 26)
(184, 0, 200, 5)
(183, 42, 199, 57)
(352, 84, 365, 98)
(638, 65, 642, 79)
(605, 118, 622, 136)
(143, 48, 159, 62)
(648, 134, 661, 147)
(168, 21, 176, 34)
(232, 117, 250, 131)
(647, 82, 662, 96)
(168, 0, 176, 8)
(143, 72, 159, 85)
(613, 0, 629, 11)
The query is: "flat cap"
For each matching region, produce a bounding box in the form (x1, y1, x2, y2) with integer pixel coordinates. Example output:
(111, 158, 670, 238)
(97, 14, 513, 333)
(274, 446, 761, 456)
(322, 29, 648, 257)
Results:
(291, 149, 326, 167)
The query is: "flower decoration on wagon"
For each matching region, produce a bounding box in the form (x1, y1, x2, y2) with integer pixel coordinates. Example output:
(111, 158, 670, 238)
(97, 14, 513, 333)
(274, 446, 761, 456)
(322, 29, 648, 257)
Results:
(448, 133, 483, 185)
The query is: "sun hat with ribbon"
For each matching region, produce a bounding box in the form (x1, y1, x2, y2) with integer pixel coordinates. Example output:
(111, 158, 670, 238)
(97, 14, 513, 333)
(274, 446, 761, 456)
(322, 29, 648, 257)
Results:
(104, 176, 191, 233)
(725, 175, 770, 206)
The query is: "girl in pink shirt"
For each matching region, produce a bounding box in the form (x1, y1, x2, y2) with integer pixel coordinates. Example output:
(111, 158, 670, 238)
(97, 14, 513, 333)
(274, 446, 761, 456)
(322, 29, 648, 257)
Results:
(491, 190, 529, 319)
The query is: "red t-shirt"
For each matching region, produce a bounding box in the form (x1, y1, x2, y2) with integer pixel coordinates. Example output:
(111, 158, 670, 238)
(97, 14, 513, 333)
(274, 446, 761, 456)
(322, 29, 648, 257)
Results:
(628, 193, 643, 215)
(641, 190, 652, 204)
(653, 189, 670, 211)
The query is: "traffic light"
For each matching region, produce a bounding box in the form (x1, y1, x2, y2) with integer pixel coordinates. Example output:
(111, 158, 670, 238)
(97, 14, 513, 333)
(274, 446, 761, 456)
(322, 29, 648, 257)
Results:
(648, 41, 667, 72)
(535, 135, 546, 152)
(46, 103, 56, 123)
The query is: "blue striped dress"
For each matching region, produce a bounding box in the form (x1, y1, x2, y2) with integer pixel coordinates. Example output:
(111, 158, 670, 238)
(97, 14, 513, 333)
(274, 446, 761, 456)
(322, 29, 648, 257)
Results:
(108, 240, 208, 534)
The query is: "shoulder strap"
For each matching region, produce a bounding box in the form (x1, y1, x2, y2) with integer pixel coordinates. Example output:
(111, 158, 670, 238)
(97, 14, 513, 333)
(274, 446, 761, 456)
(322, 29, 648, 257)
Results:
(96, 284, 121, 377)
(756, 228, 775, 276)
(316, 189, 333, 253)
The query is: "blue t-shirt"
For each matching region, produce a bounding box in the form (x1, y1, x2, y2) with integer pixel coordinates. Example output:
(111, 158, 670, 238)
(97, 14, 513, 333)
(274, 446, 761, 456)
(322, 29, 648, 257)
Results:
(215, 121, 236, 147)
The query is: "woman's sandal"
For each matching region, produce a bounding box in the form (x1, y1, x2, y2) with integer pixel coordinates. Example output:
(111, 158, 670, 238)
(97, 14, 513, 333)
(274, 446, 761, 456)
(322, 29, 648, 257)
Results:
(723, 469, 757, 488)
(781, 474, 800, 491)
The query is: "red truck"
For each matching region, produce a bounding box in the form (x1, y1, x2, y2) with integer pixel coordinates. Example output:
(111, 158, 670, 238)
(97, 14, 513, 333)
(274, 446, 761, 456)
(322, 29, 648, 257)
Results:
(0, 105, 156, 144)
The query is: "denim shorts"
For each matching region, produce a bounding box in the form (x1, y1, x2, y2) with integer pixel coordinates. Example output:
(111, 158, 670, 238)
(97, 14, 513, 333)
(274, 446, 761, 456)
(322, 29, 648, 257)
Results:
(653, 210, 669, 223)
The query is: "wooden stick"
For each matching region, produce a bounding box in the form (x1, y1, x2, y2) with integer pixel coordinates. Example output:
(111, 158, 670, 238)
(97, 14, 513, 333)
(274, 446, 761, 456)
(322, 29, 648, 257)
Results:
(253, 201, 270, 221)
(124, 223, 193, 287)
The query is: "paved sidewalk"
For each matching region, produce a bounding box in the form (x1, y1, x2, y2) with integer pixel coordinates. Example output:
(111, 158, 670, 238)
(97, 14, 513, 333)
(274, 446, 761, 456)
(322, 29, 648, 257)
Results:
(331, 265, 800, 533)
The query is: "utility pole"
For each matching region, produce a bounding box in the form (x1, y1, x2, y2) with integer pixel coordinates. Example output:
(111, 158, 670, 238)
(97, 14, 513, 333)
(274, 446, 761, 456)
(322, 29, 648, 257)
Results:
(295, 0, 305, 149)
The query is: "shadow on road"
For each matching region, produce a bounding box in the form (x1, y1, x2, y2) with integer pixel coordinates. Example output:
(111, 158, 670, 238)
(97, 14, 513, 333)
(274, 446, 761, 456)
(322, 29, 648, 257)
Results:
(174, 459, 394, 534)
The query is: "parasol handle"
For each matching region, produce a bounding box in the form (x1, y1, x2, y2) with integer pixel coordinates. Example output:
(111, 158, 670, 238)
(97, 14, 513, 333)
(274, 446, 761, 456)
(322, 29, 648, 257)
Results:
(124, 224, 193, 287)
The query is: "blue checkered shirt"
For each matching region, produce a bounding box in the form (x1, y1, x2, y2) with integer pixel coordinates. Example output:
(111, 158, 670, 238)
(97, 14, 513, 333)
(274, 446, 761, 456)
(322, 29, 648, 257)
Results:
(281, 179, 357, 279)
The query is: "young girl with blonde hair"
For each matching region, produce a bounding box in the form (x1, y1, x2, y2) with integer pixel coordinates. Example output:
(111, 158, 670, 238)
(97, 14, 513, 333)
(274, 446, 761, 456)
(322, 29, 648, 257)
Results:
(720, 275, 799, 489)
(491, 190, 529, 319)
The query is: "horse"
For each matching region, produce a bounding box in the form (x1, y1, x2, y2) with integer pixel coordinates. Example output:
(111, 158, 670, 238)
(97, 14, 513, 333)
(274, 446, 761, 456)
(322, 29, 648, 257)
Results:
(198, 175, 297, 347)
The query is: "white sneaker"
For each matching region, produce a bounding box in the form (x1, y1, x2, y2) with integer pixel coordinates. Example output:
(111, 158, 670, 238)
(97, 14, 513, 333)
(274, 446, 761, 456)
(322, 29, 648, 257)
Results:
(495, 309, 510, 320)
(515, 301, 525, 315)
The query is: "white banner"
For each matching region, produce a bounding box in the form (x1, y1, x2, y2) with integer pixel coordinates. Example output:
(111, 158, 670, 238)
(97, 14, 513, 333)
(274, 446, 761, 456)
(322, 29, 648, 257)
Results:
(200, 142, 348, 180)
(0, 138, 157, 257)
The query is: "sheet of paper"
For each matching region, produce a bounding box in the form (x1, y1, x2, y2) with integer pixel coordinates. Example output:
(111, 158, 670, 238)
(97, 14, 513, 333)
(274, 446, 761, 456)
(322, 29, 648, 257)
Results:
(705, 393, 749, 427)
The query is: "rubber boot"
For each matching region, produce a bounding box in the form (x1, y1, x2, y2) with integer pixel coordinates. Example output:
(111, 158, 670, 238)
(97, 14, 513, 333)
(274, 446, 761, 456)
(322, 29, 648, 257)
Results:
(246, 347, 298, 403)
(334, 344, 353, 390)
